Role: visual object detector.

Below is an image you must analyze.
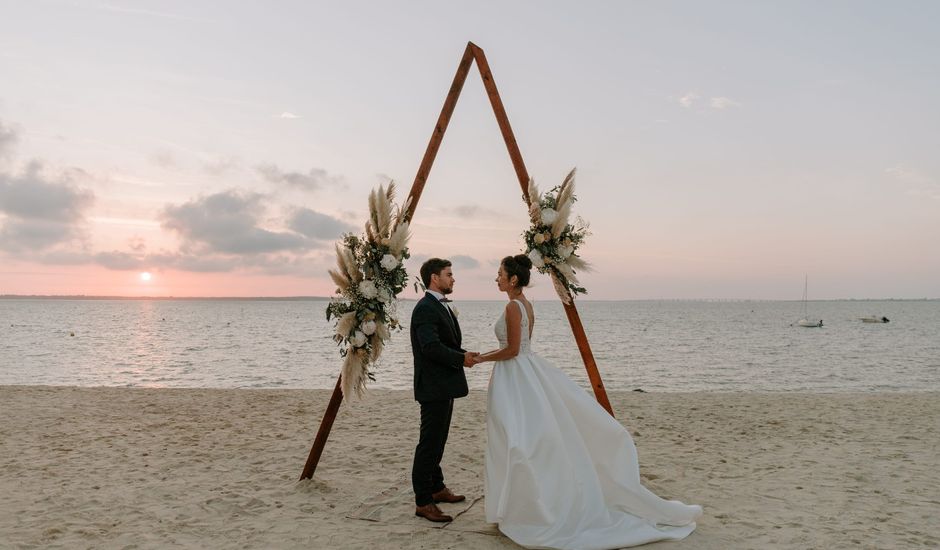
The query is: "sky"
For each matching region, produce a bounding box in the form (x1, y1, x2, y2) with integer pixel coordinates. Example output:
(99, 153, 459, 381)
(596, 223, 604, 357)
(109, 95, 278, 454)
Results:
(1, 0, 938, 300)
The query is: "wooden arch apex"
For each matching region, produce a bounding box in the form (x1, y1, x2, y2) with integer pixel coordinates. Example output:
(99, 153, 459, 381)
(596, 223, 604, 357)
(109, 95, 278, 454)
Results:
(301, 42, 613, 481)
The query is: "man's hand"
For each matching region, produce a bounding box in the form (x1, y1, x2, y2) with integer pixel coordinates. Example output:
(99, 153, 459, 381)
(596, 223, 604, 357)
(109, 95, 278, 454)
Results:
(463, 351, 480, 367)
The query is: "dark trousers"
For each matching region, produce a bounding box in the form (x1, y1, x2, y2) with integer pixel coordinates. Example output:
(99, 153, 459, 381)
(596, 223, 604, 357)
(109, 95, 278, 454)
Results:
(412, 399, 454, 506)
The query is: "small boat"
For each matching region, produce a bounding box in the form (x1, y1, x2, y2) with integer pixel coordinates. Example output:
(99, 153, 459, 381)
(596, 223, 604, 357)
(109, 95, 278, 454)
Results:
(860, 316, 890, 323)
(792, 275, 823, 328)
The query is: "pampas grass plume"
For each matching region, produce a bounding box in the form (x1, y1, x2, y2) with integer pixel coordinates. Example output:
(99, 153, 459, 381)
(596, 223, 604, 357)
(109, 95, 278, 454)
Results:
(341, 351, 367, 399)
(387, 222, 410, 256)
(552, 201, 571, 238)
(566, 255, 592, 272)
(339, 245, 361, 283)
(335, 311, 358, 337)
(556, 262, 579, 285)
(370, 334, 384, 362)
(550, 272, 573, 305)
(329, 269, 350, 292)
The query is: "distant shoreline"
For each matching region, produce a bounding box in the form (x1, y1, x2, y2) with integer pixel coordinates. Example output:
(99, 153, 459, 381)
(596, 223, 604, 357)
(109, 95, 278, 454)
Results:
(0, 295, 935, 302)
(0, 295, 333, 302)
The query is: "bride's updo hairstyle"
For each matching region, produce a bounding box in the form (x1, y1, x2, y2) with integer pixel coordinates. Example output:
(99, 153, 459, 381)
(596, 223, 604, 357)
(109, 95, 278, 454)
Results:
(501, 254, 533, 288)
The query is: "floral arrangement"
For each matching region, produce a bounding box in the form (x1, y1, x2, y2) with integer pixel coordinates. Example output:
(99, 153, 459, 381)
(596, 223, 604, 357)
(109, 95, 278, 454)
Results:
(523, 168, 591, 304)
(326, 182, 411, 399)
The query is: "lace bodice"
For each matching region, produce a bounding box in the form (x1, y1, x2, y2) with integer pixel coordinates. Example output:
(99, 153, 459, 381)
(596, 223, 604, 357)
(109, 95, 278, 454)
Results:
(494, 300, 532, 354)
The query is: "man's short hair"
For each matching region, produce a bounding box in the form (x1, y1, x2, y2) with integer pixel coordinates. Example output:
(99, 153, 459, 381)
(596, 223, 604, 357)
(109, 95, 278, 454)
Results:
(420, 258, 452, 288)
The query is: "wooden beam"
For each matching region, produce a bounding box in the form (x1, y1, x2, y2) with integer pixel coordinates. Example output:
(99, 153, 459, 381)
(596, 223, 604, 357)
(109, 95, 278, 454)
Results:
(563, 302, 613, 415)
(299, 375, 344, 480)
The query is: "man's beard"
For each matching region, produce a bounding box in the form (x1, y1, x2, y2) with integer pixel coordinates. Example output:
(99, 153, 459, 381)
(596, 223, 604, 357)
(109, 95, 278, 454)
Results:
(440, 286, 453, 295)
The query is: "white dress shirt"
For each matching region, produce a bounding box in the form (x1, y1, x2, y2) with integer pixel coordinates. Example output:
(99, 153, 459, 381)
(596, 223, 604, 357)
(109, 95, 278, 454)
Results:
(426, 289, 453, 314)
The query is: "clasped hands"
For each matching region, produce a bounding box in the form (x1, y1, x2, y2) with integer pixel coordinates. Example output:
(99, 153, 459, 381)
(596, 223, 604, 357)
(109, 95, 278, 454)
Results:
(463, 351, 485, 367)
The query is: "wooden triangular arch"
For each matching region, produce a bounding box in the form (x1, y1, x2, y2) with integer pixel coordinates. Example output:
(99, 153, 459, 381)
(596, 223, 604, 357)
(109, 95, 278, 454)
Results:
(300, 42, 612, 480)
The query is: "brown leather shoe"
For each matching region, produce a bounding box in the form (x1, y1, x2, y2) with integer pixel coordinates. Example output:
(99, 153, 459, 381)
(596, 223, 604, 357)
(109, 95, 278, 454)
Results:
(431, 487, 466, 504)
(415, 503, 453, 523)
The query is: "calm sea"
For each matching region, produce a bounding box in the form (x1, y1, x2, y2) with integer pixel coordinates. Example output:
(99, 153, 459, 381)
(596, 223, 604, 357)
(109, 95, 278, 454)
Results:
(1, 299, 937, 392)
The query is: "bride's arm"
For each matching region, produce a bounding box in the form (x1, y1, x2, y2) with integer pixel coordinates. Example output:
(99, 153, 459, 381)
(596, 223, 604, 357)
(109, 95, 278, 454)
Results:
(478, 303, 522, 363)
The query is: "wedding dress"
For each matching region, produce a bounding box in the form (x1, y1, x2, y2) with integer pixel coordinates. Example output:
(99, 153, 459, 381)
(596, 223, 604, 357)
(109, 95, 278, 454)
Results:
(485, 300, 702, 549)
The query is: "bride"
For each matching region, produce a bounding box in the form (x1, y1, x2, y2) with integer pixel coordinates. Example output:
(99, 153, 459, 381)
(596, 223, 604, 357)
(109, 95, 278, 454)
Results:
(474, 254, 702, 549)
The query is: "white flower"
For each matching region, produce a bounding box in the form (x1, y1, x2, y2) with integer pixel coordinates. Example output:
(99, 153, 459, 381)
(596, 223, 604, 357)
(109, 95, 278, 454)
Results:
(534, 233, 545, 245)
(380, 254, 399, 271)
(358, 279, 378, 299)
(350, 330, 367, 347)
(377, 287, 391, 304)
(528, 249, 544, 268)
(450, 305, 459, 318)
(557, 245, 574, 259)
(360, 319, 377, 335)
(540, 208, 558, 226)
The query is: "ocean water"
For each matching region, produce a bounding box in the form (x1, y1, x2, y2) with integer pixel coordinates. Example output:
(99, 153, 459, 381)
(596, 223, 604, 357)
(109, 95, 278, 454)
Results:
(1, 298, 937, 392)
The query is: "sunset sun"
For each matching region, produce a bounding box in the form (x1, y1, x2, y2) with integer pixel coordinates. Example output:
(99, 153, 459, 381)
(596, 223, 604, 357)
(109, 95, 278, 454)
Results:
(140, 272, 153, 282)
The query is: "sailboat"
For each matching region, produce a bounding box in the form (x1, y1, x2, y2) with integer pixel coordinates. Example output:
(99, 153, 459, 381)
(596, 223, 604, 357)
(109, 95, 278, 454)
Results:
(794, 275, 823, 328)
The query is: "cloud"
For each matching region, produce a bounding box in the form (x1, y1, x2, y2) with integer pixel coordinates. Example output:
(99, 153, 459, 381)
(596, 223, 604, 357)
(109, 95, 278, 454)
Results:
(12, 187, 333, 276)
(151, 150, 177, 169)
(28, 248, 243, 273)
(93, 250, 145, 270)
(408, 253, 430, 264)
(149, 149, 240, 175)
(201, 155, 239, 176)
(128, 236, 147, 252)
(450, 254, 481, 269)
(0, 162, 95, 221)
(886, 164, 934, 186)
(160, 190, 310, 255)
(677, 92, 699, 108)
(278, 112, 300, 119)
(256, 164, 345, 192)
(147, 250, 324, 276)
(453, 205, 480, 218)
(0, 119, 17, 159)
(148, 252, 245, 273)
(287, 207, 355, 240)
(886, 164, 939, 199)
(709, 96, 739, 110)
(0, 219, 76, 252)
(0, 162, 95, 252)
(168, 254, 244, 272)
(449, 204, 504, 219)
(404, 254, 480, 272)
(674, 93, 739, 110)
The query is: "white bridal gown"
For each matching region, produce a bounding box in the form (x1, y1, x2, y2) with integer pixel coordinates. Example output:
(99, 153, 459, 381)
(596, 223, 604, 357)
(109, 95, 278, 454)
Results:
(485, 300, 702, 550)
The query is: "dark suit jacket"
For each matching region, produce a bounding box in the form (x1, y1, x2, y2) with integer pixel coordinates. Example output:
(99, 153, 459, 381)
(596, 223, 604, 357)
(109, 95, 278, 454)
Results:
(410, 292, 468, 402)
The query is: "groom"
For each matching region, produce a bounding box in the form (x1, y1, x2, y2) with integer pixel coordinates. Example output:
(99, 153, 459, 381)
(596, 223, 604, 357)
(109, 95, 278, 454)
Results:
(410, 258, 478, 522)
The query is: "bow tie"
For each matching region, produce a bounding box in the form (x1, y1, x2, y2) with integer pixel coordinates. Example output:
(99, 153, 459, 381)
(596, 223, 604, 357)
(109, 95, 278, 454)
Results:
(439, 297, 453, 303)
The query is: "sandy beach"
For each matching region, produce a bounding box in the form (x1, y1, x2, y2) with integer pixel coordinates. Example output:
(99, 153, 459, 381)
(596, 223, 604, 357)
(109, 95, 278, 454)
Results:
(1, 386, 937, 549)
